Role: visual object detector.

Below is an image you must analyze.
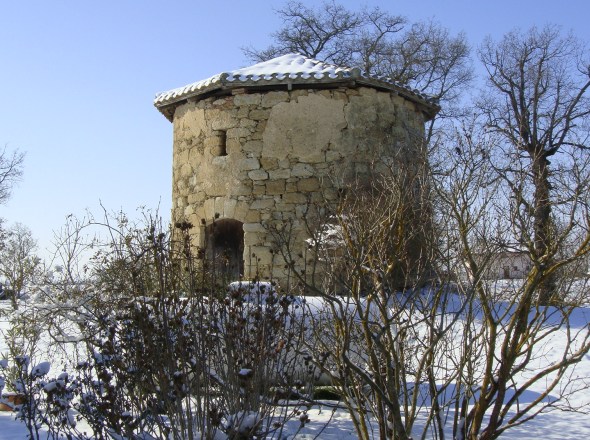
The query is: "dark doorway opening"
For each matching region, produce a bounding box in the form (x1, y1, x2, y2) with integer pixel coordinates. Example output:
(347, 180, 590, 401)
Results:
(206, 219, 244, 280)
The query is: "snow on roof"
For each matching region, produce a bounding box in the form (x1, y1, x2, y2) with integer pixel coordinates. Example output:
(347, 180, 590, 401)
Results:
(154, 53, 439, 121)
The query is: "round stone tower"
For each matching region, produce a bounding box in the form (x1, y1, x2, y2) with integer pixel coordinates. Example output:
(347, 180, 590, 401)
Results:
(155, 54, 438, 285)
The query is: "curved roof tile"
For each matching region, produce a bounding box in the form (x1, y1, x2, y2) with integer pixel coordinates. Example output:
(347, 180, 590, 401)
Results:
(154, 53, 439, 121)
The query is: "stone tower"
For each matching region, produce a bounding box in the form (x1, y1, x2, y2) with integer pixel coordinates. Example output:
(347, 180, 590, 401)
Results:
(155, 54, 438, 285)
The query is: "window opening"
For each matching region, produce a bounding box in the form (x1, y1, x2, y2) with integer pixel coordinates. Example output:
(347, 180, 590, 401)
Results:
(212, 130, 227, 156)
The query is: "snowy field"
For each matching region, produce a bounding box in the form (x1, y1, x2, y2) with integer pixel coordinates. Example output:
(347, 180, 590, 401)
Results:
(0, 296, 589, 439)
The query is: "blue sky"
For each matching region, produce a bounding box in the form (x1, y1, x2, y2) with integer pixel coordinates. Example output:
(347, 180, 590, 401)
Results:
(1, 0, 589, 260)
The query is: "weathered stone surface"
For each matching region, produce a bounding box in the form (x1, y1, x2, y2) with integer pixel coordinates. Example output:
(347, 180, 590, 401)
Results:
(262, 94, 346, 162)
(265, 179, 285, 195)
(248, 169, 269, 181)
(180, 163, 193, 178)
(252, 183, 266, 195)
(249, 109, 270, 120)
(234, 94, 261, 106)
(239, 158, 260, 171)
(268, 168, 291, 180)
(282, 192, 307, 204)
(291, 163, 315, 178)
(261, 91, 289, 108)
(243, 140, 263, 154)
(170, 85, 428, 284)
(260, 157, 278, 170)
(223, 199, 237, 218)
(297, 177, 320, 192)
(250, 198, 275, 210)
(227, 127, 252, 139)
(244, 232, 261, 246)
(244, 210, 261, 222)
(243, 222, 266, 233)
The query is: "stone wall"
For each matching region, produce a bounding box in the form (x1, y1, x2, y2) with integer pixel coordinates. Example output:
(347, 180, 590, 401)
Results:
(171, 86, 427, 284)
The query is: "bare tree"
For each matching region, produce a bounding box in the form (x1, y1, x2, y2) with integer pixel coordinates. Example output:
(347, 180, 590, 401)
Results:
(431, 120, 590, 440)
(0, 146, 24, 205)
(0, 223, 42, 309)
(244, 1, 473, 139)
(478, 25, 590, 303)
(258, 117, 590, 438)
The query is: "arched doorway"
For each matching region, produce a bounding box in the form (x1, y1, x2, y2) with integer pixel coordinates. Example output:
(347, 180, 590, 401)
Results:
(205, 219, 244, 280)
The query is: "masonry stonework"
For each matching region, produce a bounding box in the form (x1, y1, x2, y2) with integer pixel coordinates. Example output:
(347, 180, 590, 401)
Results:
(156, 54, 438, 286)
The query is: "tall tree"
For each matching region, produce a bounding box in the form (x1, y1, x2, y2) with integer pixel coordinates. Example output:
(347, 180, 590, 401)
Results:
(0, 223, 41, 309)
(0, 146, 24, 205)
(244, 1, 473, 139)
(478, 25, 590, 302)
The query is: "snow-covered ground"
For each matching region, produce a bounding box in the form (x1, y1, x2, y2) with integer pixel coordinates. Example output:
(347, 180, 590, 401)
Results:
(0, 297, 589, 439)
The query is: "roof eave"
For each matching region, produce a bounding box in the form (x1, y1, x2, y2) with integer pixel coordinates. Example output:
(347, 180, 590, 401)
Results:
(154, 76, 439, 123)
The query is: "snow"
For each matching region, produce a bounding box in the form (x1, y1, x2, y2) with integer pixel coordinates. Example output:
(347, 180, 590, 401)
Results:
(154, 53, 353, 106)
(153, 53, 435, 112)
(0, 297, 589, 439)
(31, 361, 51, 378)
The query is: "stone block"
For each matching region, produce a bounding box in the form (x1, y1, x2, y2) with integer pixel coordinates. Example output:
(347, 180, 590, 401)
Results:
(282, 192, 307, 204)
(291, 163, 315, 178)
(310, 191, 325, 203)
(211, 156, 228, 167)
(250, 125, 266, 140)
(226, 138, 241, 153)
(227, 127, 252, 139)
(269, 168, 291, 180)
(248, 169, 269, 181)
(244, 232, 262, 246)
(223, 199, 237, 218)
(203, 198, 216, 220)
(297, 177, 320, 192)
(244, 210, 261, 222)
(298, 151, 327, 164)
(290, 90, 308, 100)
(234, 94, 261, 106)
(251, 198, 275, 210)
(252, 183, 266, 195)
(214, 197, 226, 216)
(232, 181, 252, 196)
(286, 182, 298, 193)
(236, 106, 250, 118)
(184, 205, 194, 217)
(180, 163, 193, 178)
(240, 118, 257, 128)
(260, 212, 272, 221)
(239, 158, 260, 171)
(322, 187, 339, 201)
(261, 91, 289, 108)
(212, 97, 232, 108)
(274, 201, 294, 213)
(260, 157, 278, 170)
(249, 109, 270, 121)
(266, 179, 285, 195)
(243, 140, 263, 154)
(211, 113, 238, 131)
(243, 222, 266, 233)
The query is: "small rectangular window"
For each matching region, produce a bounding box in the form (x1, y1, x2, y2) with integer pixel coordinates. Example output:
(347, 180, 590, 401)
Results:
(212, 130, 227, 156)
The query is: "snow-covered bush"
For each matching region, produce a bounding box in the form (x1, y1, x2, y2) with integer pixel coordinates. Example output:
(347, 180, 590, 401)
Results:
(23, 213, 314, 439)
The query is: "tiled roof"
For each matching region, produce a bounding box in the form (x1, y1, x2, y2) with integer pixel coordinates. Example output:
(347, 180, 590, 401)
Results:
(154, 53, 439, 121)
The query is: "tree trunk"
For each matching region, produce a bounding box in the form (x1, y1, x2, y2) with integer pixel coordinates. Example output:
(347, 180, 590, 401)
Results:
(531, 152, 555, 304)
